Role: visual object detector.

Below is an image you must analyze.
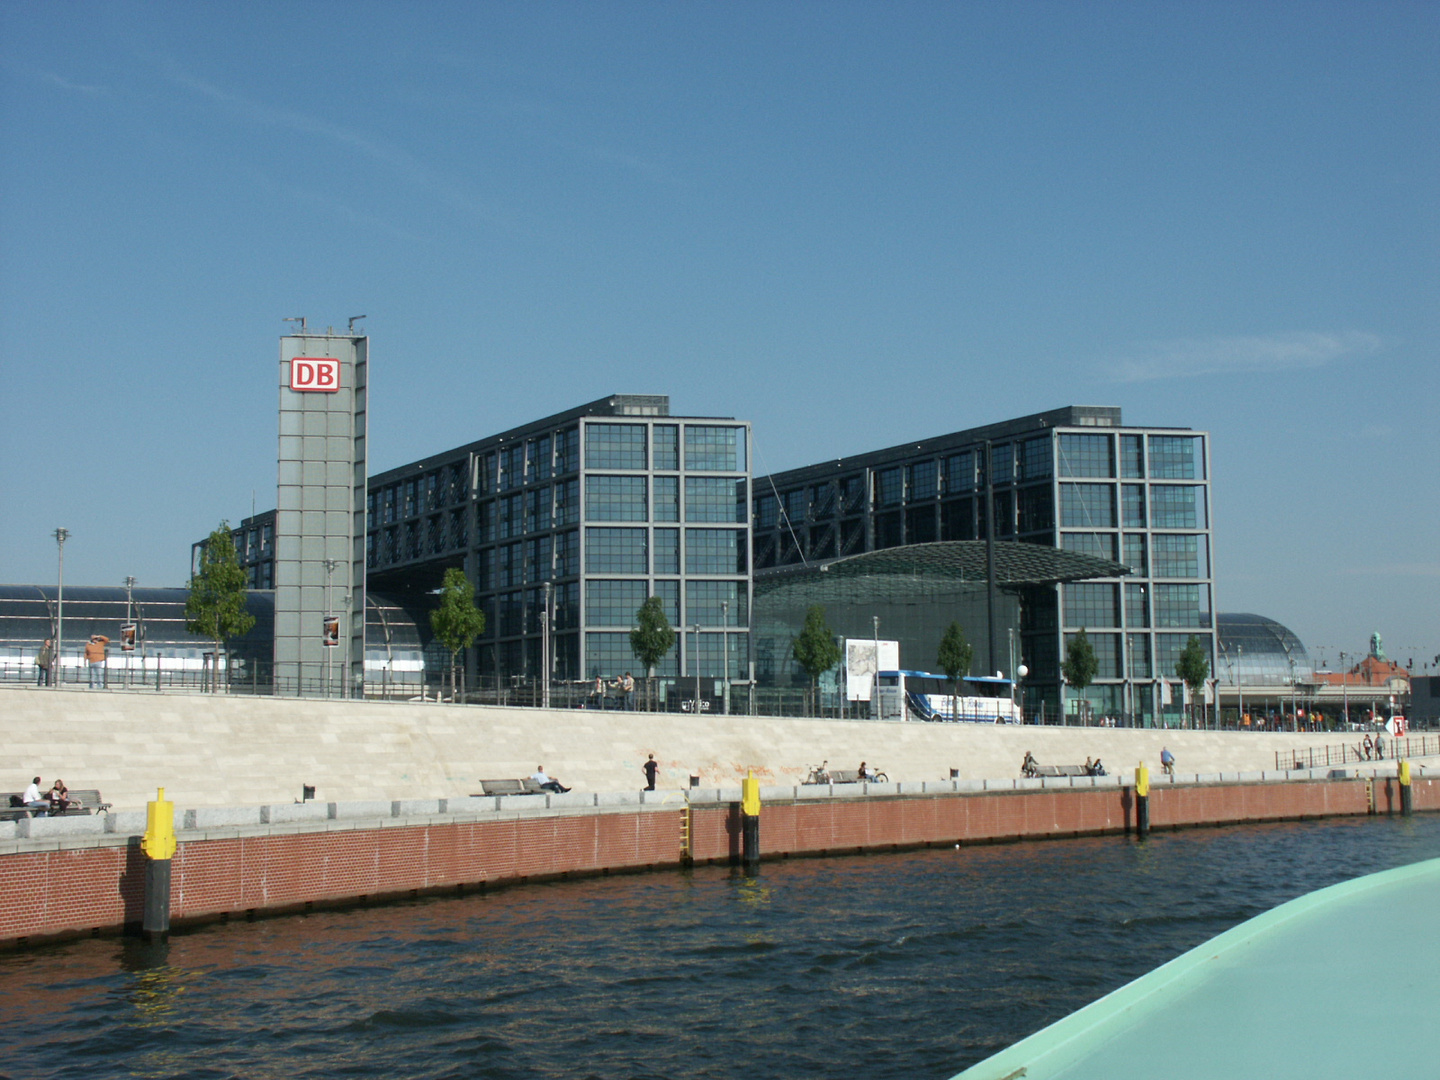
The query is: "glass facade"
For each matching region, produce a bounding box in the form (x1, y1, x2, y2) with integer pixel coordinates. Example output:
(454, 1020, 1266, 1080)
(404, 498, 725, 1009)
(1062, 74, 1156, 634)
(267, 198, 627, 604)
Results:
(750, 406, 1215, 725)
(365, 396, 749, 690)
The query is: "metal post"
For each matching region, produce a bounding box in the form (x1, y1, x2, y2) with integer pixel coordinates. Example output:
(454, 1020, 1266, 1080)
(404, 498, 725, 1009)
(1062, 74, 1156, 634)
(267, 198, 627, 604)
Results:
(1340, 651, 1349, 728)
(542, 581, 553, 710)
(872, 615, 880, 720)
(53, 528, 68, 689)
(721, 599, 729, 715)
(124, 576, 135, 688)
(324, 559, 339, 699)
(693, 623, 701, 713)
(984, 441, 998, 682)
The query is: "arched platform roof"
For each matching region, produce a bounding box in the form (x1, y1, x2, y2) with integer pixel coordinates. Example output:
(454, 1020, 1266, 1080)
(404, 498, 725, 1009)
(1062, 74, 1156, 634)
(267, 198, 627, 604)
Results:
(755, 540, 1131, 597)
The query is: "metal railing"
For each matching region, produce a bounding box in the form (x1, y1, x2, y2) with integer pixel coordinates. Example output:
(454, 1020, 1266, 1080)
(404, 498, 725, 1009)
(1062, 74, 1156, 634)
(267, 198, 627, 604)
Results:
(1275, 734, 1440, 770)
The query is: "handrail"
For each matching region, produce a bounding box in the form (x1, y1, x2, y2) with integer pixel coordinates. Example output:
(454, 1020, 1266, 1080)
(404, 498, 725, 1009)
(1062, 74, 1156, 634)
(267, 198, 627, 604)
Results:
(1275, 734, 1440, 770)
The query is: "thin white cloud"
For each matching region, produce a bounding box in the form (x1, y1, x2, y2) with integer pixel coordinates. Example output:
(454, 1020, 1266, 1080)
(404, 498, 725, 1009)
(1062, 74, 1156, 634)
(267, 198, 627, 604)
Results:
(41, 71, 106, 95)
(1338, 563, 1440, 578)
(158, 62, 511, 229)
(1107, 331, 1383, 383)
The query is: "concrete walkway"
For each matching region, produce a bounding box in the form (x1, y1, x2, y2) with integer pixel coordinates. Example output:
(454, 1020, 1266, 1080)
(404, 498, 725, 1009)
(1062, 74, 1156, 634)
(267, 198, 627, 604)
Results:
(1, 685, 1431, 813)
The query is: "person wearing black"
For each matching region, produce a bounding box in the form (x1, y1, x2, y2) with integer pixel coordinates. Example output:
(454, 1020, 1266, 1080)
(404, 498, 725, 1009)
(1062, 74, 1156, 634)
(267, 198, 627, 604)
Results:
(643, 753, 659, 791)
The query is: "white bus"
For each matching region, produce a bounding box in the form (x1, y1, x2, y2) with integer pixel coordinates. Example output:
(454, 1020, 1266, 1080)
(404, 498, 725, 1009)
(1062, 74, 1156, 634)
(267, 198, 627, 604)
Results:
(876, 670, 1019, 723)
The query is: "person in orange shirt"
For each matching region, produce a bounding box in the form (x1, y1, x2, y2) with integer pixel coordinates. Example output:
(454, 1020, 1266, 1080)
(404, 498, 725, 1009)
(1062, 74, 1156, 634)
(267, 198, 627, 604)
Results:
(84, 634, 110, 689)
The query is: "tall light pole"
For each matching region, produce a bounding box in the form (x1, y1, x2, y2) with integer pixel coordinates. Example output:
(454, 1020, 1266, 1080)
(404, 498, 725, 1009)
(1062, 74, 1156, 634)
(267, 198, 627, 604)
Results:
(541, 580, 553, 709)
(872, 615, 880, 719)
(721, 599, 730, 715)
(324, 558, 340, 699)
(693, 623, 702, 712)
(1339, 650, 1349, 728)
(124, 576, 136, 688)
(53, 528, 69, 689)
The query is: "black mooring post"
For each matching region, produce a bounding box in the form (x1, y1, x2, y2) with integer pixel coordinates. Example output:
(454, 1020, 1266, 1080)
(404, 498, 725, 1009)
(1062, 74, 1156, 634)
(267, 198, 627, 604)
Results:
(1400, 760, 1414, 817)
(144, 857, 172, 940)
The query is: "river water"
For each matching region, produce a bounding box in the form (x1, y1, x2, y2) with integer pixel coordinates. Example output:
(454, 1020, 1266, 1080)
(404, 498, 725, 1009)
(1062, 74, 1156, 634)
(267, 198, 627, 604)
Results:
(4, 815, 1438, 1080)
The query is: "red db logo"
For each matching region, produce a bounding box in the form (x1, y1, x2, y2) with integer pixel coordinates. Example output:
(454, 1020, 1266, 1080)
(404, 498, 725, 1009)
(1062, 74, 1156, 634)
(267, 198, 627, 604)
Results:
(291, 357, 341, 392)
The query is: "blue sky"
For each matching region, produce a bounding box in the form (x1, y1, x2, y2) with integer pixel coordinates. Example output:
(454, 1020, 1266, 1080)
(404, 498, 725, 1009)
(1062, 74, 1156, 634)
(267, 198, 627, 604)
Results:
(2, 1, 1436, 672)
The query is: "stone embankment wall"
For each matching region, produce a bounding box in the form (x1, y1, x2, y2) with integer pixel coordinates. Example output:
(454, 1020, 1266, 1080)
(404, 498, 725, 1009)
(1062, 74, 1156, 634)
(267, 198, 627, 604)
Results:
(2, 770, 1434, 948)
(0, 686, 1396, 812)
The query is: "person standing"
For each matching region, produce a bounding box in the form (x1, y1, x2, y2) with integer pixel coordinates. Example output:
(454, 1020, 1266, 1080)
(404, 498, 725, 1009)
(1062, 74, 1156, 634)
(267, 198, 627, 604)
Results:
(621, 671, 636, 710)
(35, 638, 53, 686)
(643, 753, 659, 791)
(84, 634, 110, 689)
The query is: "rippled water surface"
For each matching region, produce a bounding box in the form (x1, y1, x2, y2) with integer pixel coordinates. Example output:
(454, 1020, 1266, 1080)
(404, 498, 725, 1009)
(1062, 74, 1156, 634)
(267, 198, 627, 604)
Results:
(4, 815, 1438, 1080)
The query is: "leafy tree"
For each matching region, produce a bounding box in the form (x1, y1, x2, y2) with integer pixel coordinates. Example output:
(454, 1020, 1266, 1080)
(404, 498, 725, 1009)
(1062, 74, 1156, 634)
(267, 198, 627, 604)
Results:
(430, 567, 485, 701)
(186, 522, 256, 693)
(1062, 628, 1099, 725)
(1175, 634, 1211, 729)
(630, 595, 675, 711)
(936, 621, 974, 707)
(792, 605, 842, 716)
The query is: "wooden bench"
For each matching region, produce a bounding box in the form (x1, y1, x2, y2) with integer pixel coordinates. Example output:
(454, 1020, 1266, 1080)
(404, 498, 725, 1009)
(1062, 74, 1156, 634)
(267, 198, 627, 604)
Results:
(1031, 765, 1093, 778)
(1, 788, 111, 821)
(474, 779, 548, 796)
(822, 769, 888, 784)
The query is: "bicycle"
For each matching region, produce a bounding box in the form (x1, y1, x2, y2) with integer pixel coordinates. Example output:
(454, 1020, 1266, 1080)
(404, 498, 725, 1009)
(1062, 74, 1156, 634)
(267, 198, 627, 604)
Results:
(803, 760, 831, 785)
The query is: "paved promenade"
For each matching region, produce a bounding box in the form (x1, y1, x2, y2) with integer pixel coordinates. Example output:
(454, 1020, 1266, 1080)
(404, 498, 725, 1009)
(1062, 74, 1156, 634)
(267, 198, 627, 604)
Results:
(0, 685, 1428, 813)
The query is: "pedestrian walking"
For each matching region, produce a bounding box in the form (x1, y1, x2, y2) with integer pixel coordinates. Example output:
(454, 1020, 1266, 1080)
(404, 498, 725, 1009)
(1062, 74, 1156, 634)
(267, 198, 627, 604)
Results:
(643, 753, 659, 791)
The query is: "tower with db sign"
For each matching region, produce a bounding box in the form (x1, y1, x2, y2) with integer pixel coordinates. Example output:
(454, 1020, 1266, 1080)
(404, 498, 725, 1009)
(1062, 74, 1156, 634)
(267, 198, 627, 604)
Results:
(275, 326, 367, 695)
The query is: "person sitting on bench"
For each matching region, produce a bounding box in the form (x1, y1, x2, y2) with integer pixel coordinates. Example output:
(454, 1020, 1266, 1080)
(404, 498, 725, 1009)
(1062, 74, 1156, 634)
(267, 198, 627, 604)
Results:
(531, 766, 569, 793)
(47, 779, 79, 815)
(1021, 751, 1038, 778)
(22, 776, 49, 816)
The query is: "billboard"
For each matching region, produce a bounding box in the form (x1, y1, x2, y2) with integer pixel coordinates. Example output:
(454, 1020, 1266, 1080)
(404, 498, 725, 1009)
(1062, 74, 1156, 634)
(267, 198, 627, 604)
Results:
(845, 638, 900, 701)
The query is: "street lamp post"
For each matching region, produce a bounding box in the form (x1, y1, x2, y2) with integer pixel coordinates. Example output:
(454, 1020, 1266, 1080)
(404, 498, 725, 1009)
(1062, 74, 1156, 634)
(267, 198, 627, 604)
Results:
(53, 528, 69, 689)
(721, 600, 729, 715)
(541, 581, 553, 710)
(693, 623, 702, 713)
(324, 558, 340, 699)
(872, 615, 880, 720)
(1339, 650, 1349, 728)
(124, 576, 136, 688)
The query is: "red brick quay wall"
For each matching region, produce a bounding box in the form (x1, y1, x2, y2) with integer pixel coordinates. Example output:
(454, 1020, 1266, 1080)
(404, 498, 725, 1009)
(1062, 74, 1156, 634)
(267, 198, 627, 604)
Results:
(2, 775, 1435, 948)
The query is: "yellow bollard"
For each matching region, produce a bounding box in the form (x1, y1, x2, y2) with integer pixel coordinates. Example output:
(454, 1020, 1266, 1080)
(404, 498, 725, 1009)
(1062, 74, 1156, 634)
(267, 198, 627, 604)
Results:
(141, 787, 176, 940)
(1399, 760, 1413, 817)
(741, 770, 761, 868)
(1134, 763, 1150, 837)
(142, 787, 176, 860)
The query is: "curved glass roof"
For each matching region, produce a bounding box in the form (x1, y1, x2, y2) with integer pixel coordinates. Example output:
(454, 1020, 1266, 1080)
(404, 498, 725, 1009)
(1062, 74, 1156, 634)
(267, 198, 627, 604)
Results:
(755, 540, 1130, 596)
(1216, 612, 1311, 686)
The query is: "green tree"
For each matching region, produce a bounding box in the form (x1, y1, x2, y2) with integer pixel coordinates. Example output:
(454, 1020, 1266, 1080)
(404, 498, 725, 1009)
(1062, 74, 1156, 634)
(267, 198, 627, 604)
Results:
(186, 522, 256, 693)
(792, 605, 842, 716)
(430, 567, 485, 701)
(630, 595, 675, 711)
(936, 621, 974, 707)
(1062, 628, 1099, 725)
(1175, 634, 1211, 729)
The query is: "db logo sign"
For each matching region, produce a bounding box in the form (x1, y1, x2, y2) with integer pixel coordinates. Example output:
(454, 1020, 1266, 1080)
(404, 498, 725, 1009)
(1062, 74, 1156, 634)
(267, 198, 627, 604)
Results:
(291, 357, 341, 392)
